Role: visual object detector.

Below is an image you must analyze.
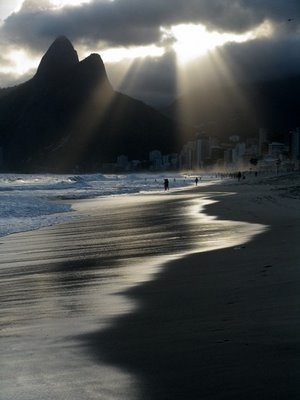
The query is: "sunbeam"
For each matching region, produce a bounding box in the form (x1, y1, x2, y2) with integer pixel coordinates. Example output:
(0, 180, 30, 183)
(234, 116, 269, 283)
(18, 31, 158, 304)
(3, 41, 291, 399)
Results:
(174, 48, 258, 151)
(49, 74, 116, 171)
(169, 23, 254, 64)
(172, 20, 274, 147)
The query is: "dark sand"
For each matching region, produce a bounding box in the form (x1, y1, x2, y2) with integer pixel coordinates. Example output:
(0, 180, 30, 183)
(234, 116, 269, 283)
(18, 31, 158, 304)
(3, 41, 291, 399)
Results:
(1, 173, 300, 399)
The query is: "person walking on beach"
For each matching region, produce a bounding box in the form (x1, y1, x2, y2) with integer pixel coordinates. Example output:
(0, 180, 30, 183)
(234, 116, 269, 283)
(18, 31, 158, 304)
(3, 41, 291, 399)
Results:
(195, 177, 199, 186)
(164, 178, 169, 191)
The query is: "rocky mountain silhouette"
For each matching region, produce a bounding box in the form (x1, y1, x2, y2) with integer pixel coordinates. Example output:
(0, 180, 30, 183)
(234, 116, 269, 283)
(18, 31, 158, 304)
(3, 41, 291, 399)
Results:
(1, 36, 299, 172)
(0, 36, 183, 172)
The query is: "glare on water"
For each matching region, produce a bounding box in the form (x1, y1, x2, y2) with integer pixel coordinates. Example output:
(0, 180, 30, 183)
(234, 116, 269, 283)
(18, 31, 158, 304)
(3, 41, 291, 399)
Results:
(0, 175, 267, 400)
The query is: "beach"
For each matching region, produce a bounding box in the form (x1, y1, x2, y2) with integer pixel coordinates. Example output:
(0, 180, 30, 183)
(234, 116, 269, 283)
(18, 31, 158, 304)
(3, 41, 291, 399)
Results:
(1, 173, 300, 399)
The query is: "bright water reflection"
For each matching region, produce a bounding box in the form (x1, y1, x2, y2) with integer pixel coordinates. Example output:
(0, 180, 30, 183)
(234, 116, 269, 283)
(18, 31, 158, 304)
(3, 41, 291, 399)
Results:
(0, 190, 267, 400)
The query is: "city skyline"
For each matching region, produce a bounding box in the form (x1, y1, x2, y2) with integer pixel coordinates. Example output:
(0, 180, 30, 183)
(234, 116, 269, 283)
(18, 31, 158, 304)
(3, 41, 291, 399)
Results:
(111, 127, 300, 174)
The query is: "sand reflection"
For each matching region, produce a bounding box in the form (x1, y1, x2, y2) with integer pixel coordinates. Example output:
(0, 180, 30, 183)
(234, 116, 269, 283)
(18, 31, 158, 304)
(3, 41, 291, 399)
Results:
(0, 189, 268, 400)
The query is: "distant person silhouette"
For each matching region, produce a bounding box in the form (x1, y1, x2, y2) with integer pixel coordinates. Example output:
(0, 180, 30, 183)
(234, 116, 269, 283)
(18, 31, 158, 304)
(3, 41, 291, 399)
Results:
(164, 178, 169, 191)
(195, 177, 199, 186)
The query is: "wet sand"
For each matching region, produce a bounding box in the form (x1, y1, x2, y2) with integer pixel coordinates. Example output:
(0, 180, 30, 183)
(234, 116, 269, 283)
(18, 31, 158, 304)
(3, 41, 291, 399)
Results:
(1, 173, 300, 399)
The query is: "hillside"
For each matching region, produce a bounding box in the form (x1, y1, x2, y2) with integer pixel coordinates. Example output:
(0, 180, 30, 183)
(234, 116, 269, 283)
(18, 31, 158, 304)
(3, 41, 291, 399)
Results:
(0, 37, 183, 172)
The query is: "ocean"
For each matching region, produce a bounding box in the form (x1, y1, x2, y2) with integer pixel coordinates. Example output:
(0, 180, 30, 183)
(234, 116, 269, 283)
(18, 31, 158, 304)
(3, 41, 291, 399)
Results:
(0, 171, 270, 400)
(0, 172, 201, 237)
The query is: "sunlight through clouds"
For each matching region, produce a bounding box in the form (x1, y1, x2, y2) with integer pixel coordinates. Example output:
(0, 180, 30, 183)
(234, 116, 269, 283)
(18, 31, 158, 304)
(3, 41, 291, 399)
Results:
(0, 0, 297, 104)
(49, 0, 91, 8)
(170, 19, 275, 130)
(169, 24, 255, 63)
(100, 45, 164, 63)
(77, 41, 165, 63)
(171, 21, 273, 139)
(2, 49, 40, 75)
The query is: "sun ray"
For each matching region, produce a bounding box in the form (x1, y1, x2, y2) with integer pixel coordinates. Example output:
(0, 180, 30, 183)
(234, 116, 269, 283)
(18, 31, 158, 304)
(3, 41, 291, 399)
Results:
(50, 52, 160, 169)
(172, 19, 275, 153)
(169, 23, 254, 64)
(174, 48, 259, 156)
(212, 47, 259, 134)
(50, 75, 116, 171)
(112, 58, 149, 97)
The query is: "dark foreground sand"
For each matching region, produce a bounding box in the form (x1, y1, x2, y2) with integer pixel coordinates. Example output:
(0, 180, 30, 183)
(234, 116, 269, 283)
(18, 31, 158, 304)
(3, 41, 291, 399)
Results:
(1, 173, 300, 399)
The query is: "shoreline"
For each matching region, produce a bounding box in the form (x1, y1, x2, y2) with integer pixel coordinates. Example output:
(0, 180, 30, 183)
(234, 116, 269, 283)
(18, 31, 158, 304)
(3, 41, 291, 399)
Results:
(0, 170, 297, 239)
(0, 171, 196, 239)
(79, 173, 300, 399)
(1, 172, 300, 399)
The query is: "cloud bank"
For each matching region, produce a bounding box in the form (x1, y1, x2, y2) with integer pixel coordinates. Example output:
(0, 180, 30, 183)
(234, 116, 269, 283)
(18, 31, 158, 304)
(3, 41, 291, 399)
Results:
(0, 0, 299, 105)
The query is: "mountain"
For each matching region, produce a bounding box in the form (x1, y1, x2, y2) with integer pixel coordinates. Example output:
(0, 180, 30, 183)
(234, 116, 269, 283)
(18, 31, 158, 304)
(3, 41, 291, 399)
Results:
(0, 36, 184, 172)
(163, 76, 300, 141)
(2, 36, 298, 172)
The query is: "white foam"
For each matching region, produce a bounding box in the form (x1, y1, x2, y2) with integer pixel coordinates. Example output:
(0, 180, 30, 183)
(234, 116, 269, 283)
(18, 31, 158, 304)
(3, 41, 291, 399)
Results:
(0, 173, 197, 237)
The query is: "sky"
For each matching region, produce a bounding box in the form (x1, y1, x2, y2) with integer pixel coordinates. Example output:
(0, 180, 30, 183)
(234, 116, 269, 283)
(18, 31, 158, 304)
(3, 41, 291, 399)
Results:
(0, 0, 299, 106)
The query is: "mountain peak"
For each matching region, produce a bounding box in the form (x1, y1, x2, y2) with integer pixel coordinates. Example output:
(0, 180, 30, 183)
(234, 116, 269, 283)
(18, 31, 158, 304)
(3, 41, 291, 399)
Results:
(79, 53, 107, 77)
(73, 52, 112, 91)
(81, 53, 105, 69)
(35, 36, 79, 81)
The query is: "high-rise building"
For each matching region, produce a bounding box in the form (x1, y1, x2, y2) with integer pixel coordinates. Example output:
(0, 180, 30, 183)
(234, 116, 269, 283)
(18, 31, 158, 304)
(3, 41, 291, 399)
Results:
(289, 128, 300, 160)
(268, 142, 285, 158)
(117, 155, 129, 170)
(259, 128, 268, 155)
(180, 141, 194, 170)
(194, 138, 210, 169)
(149, 150, 162, 170)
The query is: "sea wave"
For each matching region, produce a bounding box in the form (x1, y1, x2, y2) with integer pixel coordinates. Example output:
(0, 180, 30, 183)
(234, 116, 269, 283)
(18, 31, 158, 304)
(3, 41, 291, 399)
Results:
(0, 173, 193, 237)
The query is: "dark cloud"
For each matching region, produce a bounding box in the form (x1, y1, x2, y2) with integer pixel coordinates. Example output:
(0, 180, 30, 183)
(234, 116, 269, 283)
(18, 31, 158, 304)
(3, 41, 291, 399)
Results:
(106, 34, 300, 106)
(1, 0, 300, 51)
(0, 0, 299, 104)
(222, 35, 300, 81)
